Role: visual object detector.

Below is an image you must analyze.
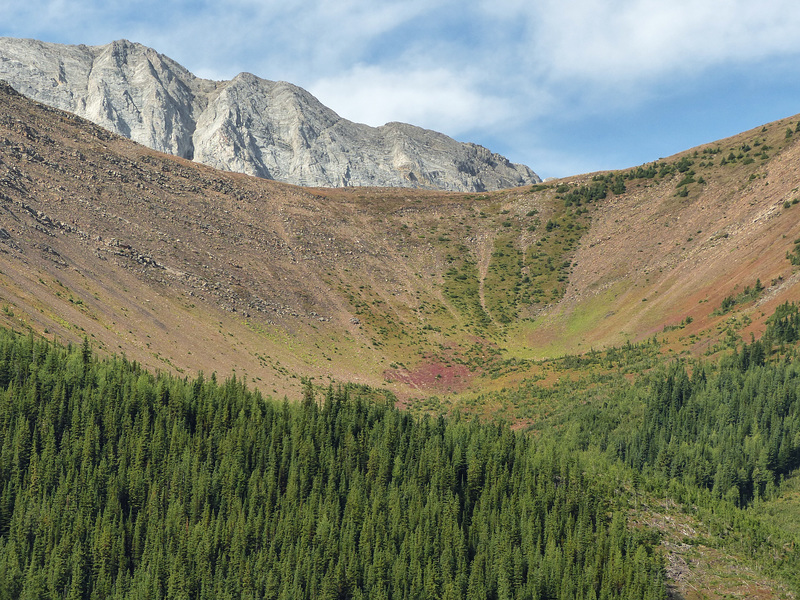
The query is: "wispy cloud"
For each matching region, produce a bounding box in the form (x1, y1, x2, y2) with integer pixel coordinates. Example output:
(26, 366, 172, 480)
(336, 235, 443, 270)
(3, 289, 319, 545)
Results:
(511, 1, 800, 89)
(308, 65, 522, 135)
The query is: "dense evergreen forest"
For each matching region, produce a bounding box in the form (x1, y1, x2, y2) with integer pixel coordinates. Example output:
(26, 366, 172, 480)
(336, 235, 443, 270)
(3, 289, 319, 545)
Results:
(622, 352, 800, 505)
(1, 306, 800, 598)
(607, 303, 800, 506)
(0, 330, 664, 600)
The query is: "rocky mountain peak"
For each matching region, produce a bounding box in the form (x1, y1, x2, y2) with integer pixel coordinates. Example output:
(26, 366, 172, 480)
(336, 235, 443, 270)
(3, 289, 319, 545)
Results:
(0, 37, 540, 190)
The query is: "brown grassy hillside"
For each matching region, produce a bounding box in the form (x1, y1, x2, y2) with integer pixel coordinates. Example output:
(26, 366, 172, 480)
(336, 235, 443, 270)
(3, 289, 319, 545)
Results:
(1, 79, 799, 400)
(513, 120, 800, 359)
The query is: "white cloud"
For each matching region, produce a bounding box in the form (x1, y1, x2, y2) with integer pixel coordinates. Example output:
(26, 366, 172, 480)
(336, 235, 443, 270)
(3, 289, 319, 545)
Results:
(484, 0, 800, 84)
(12, 1, 800, 99)
(7, 1, 800, 92)
(151, 0, 449, 83)
(308, 65, 518, 136)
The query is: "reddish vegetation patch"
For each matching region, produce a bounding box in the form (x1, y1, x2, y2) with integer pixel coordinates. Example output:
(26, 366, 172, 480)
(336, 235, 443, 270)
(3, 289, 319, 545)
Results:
(384, 361, 473, 394)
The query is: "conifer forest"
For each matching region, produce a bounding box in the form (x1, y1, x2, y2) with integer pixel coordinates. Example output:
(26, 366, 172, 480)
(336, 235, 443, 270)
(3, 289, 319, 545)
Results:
(0, 304, 799, 598)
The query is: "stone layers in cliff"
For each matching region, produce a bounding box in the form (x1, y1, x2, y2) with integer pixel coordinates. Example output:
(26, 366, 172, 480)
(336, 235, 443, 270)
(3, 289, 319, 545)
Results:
(0, 38, 540, 191)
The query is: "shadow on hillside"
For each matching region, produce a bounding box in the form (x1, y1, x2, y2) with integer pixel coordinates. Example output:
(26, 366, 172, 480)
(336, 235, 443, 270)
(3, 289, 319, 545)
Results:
(667, 586, 686, 600)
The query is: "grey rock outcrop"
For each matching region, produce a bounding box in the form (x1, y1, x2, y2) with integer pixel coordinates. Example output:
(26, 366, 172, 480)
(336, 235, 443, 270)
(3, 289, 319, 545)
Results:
(0, 37, 540, 191)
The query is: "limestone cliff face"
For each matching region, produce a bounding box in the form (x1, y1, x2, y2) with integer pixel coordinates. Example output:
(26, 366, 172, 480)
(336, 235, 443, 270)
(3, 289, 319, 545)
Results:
(0, 38, 539, 191)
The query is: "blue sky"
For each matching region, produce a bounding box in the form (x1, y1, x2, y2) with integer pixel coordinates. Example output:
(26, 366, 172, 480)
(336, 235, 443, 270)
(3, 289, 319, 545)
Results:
(3, 0, 800, 179)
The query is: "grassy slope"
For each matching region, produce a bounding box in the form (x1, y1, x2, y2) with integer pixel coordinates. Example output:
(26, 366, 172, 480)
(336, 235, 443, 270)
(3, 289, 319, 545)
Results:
(1, 82, 800, 402)
(509, 119, 800, 361)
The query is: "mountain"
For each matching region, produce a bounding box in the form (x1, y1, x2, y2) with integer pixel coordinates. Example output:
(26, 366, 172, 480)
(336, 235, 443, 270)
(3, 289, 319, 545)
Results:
(4, 63, 800, 598)
(1, 77, 799, 402)
(0, 37, 540, 191)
